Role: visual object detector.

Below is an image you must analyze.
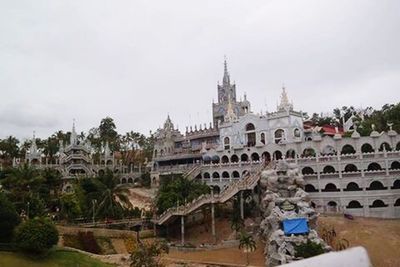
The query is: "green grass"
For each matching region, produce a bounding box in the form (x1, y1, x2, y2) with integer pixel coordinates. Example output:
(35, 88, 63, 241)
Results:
(0, 249, 116, 267)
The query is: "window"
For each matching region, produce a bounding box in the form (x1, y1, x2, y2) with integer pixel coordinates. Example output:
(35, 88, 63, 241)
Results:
(274, 129, 285, 144)
(224, 137, 230, 150)
(293, 128, 301, 138)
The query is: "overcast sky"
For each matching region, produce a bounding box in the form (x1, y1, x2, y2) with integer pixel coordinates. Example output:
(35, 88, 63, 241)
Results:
(0, 0, 399, 140)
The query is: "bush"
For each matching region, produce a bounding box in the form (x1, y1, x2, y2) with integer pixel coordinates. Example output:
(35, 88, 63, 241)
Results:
(0, 193, 21, 242)
(295, 240, 325, 259)
(14, 217, 59, 255)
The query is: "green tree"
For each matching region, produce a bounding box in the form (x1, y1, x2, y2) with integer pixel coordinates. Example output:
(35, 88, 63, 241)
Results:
(156, 175, 210, 214)
(0, 136, 20, 165)
(95, 169, 132, 219)
(60, 193, 82, 222)
(0, 193, 21, 242)
(238, 232, 257, 266)
(14, 217, 59, 255)
(130, 241, 169, 267)
(294, 240, 325, 259)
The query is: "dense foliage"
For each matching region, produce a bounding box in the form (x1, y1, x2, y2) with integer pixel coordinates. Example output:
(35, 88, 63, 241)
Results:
(130, 241, 169, 267)
(294, 240, 325, 259)
(14, 217, 59, 255)
(156, 175, 210, 214)
(0, 193, 21, 242)
(306, 103, 400, 135)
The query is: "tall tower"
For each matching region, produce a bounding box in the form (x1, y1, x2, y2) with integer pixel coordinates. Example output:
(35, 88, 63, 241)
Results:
(212, 58, 250, 126)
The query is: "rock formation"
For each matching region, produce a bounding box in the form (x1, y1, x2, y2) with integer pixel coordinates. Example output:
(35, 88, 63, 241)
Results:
(260, 160, 330, 266)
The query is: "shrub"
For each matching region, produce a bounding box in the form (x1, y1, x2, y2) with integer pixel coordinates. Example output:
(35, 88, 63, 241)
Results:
(14, 217, 59, 255)
(0, 193, 21, 242)
(295, 240, 325, 259)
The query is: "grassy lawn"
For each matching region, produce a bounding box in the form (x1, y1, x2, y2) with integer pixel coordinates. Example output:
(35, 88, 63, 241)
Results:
(0, 250, 115, 267)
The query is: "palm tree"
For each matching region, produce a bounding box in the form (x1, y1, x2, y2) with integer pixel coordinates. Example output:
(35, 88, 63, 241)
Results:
(95, 169, 132, 219)
(239, 231, 257, 266)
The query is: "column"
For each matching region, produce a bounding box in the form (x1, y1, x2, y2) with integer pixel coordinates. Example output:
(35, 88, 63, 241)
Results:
(211, 202, 216, 244)
(240, 191, 244, 220)
(181, 216, 185, 245)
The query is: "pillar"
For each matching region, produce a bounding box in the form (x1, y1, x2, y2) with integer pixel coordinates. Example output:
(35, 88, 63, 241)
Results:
(240, 191, 244, 220)
(181, 216, 185, 245)
(211, 202, 216, 243)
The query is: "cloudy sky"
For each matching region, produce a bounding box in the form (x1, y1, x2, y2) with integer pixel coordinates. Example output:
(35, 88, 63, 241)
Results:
(0, 0, 399, 140)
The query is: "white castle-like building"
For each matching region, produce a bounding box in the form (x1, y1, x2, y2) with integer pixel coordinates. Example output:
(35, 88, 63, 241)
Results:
(19, 122, 143, 193)
(151, 60, 400, 219)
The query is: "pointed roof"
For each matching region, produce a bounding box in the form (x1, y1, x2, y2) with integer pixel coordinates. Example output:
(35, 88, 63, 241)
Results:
(163, 115, 174, 131)
(277, 86, 293, 111)
(29, 131, 38, 154)
(222, 57, 230, 86)
(70, 119, 78, 145)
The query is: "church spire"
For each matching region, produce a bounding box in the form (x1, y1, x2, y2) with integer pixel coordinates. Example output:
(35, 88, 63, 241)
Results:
(223, 56, 230, 86)
(70, 119, 78, 145)
(277, 85, 293, 111)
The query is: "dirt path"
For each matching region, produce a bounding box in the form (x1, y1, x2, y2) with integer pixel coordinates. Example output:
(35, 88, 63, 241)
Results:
(318, 215, 400, 267)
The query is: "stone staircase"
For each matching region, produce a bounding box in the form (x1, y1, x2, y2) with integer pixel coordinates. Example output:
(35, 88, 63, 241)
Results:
(155, 162, 271, 225)
(183, 164, 202, 180)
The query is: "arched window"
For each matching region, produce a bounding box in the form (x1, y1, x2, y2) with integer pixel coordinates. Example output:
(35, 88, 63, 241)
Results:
(302, 167, 314, 175)
(367, 181, 386, 191)
(361, 143, 374, 153)
(232, 171, 240, 178)
(160, 149, 164, 156)
(395, 198, 400, 206)
(347, 200, 362, 209)
(154, 150, 158, 158)
(246, 123, 255, 131)
(397, 142, 400, 151)
(379, 142, 392, 152)
(302, 148, 316, 157)
(341, 144, 356, 154)
(222, 171, 230, 178)
(370, 199, 388, 208)
(221, 155, 229, 164)
(121, 178, 127, 184)
(224, 137, 230, 150)
(392, 180, 400, 189)
(274, 129, 285, 144)
(251, 153, 260, 162)
(293, 128, 301, 138)
(240, 154, 249, 162)
(322, 183, 339, 192)
(262, 152, 271, 162)
(305, 184, 318, 192)
(274, 150, 283, 160)
(212, 172, 220, 178)
(260, 133, 266, 144)
(367, 162, 382, 171)
(327, 201, 337, 207)
(203, 172, 210, 179)
(390, 161, 400, 169)
(344, 164, 358, 172)
(245, 123, 256, 147)
(344, 182, 362, 191)
(286, 149, 296, 159)
(212, 186, 221, 195)
(323, 165, 336, 173)
(231, 154, 239, 163)
(128, 178, 133, 183)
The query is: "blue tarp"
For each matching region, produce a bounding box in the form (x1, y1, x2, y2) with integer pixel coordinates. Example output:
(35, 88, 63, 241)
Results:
(283, 218, 309, 235)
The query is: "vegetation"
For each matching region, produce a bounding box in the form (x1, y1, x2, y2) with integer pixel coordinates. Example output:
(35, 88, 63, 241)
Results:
(130, 241, 169, 267)
(238, 231, 257, 266)
(306, 103, 400, 136)
(294, 240, 325, 259)
(14, 217, 59, 255)
(320, 226, 350, 251)
(0, 193, 21, 242)
(156, 175, 210, 214)
(0, 250, 115, 267)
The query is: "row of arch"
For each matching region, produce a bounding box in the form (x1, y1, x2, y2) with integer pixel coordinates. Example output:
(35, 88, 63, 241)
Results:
(203, 170, 244, 179)
(211, 142, 400, 164)
(305, 180, 400, 192)
(302, 161, 400, 175)
(120, 177, 140, 184)
(324, 199, 400, 209)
